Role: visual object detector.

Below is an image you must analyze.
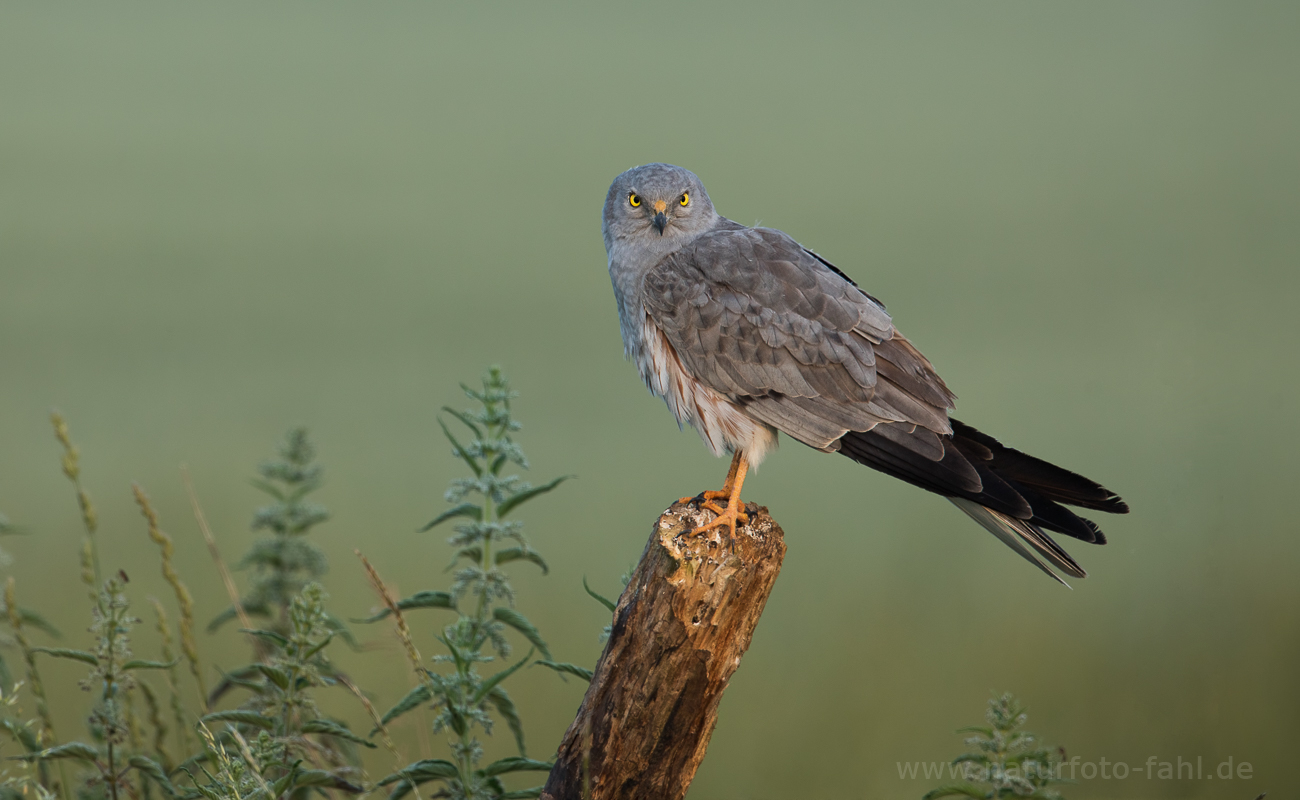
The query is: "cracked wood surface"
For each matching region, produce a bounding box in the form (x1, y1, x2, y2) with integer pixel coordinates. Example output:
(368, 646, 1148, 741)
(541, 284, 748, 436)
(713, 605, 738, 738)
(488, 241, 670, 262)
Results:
(542, 499, 786, 800)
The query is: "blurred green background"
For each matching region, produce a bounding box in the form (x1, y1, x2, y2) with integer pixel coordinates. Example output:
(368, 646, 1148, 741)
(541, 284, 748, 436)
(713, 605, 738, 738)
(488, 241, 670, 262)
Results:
(3, 3, 1298, 798)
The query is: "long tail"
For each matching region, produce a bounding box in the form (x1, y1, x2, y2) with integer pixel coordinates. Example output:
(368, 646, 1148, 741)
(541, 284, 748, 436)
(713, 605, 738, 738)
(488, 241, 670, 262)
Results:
(835, 418, 1129, 585)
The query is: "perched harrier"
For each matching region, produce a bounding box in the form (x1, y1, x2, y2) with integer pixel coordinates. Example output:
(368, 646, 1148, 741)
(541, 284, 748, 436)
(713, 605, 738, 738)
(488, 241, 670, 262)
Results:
(603, 163, 1128, 584)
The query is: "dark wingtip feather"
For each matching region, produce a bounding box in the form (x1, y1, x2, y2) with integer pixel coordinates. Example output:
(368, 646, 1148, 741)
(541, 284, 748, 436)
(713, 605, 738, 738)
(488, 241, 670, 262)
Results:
(833, 418, 1126, 580)
(950, 419, 1129, 515)
(949, 498, 1083, 586)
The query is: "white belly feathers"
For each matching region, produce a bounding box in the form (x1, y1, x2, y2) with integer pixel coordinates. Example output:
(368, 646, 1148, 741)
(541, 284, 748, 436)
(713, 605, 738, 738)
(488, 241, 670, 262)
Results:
(637, 312, 779, 467)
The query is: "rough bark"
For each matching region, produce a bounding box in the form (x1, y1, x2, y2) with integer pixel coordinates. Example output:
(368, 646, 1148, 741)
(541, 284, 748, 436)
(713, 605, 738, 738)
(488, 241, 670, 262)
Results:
(541, 499, 786, 800)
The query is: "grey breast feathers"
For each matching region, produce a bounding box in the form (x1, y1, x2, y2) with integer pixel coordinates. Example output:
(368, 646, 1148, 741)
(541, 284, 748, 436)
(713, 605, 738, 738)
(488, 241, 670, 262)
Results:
(641, 225, 956, 452)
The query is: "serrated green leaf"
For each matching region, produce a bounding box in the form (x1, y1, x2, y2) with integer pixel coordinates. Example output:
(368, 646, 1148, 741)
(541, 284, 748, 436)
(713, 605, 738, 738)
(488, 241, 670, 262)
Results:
(376, 683, 433, 729)
(399, 591, 456, 611)
(248, 479, 285, 501)
(300, 632, 334, 662)
(378, 758, 460, 798)
(254, 663, 291, 690)
(479, 757, 553, 777)
(322, 613, 360, 650)
(440, 407, 483, 438)
(582, 577, 616, 613)
(239, 628, 289, 648)
(494, 547, 548, 575)
(30, 647, 97, 666)
(16, 742, 100, 762)
(471, 650, 532, 705)
(446, 703, 467, 737)
(212, 664, 264, 696)
(129, 756, 179, 797)
(199, 710, 274, 729)
(352, 591, 456, 624)
(485, 686, 525, 756)
(438, 419, 481, 477)
(492, 608, 551, 661)
(385, 783, 419, 800)
(447, 546, 482, 573)
(532, 661, 592, 682)
(268, 765, 300, 800)
(496, 476, 572, 518)
(293, 770, 365, 793)
(300, 719, 376, 748)
(499, 788, 544, 800)
(206, 605, 239, 634)
(122, 657, 180, 671)
(922, 783, 989, 800)
(419, 503, 482, 532)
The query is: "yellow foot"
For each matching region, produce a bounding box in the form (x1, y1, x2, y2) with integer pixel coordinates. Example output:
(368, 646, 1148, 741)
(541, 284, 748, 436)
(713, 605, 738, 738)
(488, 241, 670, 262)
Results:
(695, 498, 750, 537)
(678, 489, 730, 504)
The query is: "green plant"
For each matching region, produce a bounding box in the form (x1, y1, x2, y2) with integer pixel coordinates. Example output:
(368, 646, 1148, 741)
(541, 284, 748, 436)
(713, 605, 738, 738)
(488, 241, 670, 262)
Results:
(8, 383, 589, 800)
(9, 421, 390, 800)
(924, 693, 1067, 800)
(365, 367, 574, 800)
(0, 682, 56, 800)
(21, 576, 180, 800)
(195, 583, 369, 800)
(209, 429, 353, 653)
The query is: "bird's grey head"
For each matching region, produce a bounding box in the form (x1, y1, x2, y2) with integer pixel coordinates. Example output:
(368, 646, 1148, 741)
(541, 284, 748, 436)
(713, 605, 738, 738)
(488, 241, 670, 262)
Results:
(602, 163, 719, 252)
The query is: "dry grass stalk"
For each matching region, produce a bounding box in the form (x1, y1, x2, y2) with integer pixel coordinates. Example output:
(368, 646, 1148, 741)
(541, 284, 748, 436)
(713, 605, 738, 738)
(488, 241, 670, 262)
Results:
(50, 412, 102, 598)
(148, 598, 191, 757)
(180, 466, 255, 638)
(354, 551, 432, 800)
(354, 551, 426, 682)
(134, 484, 207, 708)
(227, 727, 271, 797)
(336, 673, 423, 800)
(137, 679, 173, 771)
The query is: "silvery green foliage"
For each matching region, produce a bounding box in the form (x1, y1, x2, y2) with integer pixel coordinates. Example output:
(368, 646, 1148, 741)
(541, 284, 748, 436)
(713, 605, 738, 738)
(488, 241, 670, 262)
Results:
(196, 583, 367, 800)
(210, 430, 349, 647)
(924, 693, 1067, 800)
(372, 368, 572, 800)
(22, 578, 179, 800)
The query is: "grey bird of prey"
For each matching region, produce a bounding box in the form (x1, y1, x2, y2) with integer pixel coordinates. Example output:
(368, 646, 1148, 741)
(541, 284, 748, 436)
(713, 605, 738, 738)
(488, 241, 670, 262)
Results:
(603, 163, 1129, 584)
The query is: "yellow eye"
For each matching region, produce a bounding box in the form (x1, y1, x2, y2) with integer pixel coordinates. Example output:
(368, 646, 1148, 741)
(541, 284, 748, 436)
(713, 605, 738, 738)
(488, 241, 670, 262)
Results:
(629, 193, 641, 207)
(680, 193, 690, 206)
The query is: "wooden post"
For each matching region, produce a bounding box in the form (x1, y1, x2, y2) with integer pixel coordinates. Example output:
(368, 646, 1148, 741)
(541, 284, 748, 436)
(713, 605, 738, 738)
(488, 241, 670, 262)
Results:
(541, 499, 786, 800)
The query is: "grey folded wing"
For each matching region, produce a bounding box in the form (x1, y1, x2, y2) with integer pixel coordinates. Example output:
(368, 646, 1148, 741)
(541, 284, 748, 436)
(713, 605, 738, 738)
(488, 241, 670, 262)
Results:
(642, 225, 957, 453)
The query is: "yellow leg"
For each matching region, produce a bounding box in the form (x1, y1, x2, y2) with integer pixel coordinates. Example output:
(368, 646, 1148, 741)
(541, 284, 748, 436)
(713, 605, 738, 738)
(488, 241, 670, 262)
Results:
(679, 450, 743, 504)
(695, 451, 751, 536)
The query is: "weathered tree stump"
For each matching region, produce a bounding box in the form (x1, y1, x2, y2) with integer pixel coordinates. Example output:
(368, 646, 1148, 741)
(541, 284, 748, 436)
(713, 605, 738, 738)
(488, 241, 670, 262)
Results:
(541, 499, 786, 800)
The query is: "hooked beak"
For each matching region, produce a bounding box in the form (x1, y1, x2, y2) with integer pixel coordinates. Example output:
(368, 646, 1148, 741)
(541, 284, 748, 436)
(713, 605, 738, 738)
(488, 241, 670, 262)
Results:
(651, 198, 669, 235)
